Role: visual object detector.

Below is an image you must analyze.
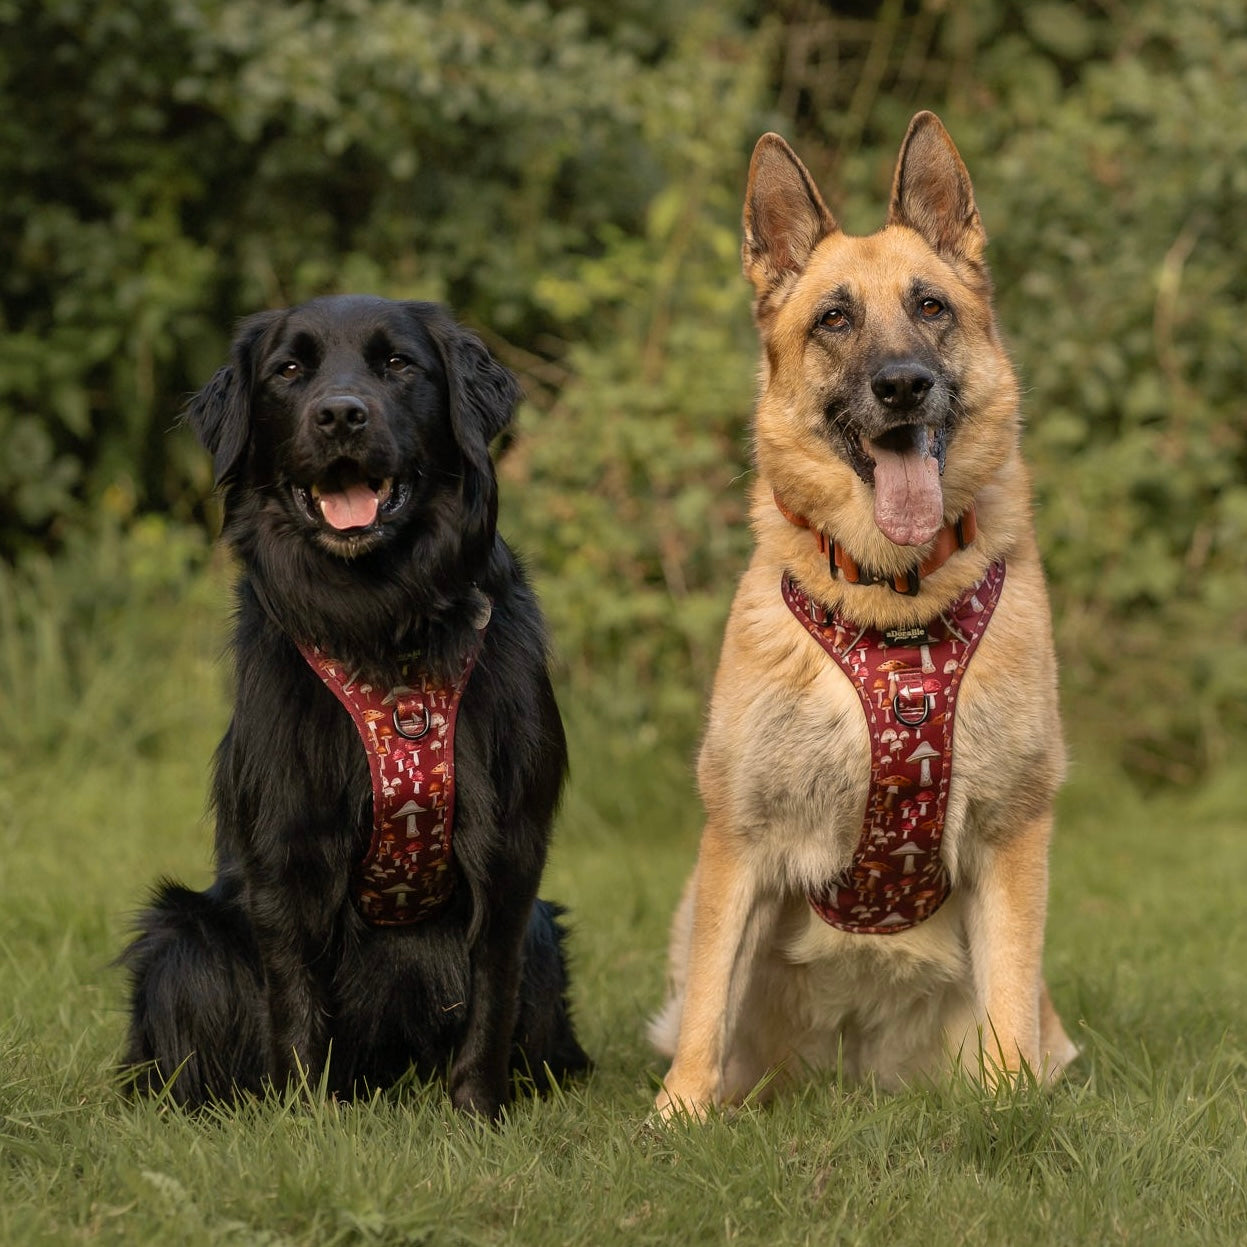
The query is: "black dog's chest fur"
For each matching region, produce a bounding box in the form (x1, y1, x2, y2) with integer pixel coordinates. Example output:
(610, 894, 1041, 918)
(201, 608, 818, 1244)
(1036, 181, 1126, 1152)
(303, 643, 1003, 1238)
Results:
(121, 297, 587, 1115)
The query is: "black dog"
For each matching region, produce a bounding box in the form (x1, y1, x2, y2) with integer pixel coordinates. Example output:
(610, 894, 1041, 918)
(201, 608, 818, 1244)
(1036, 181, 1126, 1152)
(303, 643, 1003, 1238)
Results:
(122, 295, 588, 1116)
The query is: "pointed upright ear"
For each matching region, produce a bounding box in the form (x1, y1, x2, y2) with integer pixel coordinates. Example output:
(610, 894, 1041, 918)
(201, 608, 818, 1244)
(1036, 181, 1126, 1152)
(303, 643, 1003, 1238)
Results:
(417, 304, 520, 551)
(742, 133, 838, 303)
(886, 111, 986, 266)
(185, 310, 282, 487)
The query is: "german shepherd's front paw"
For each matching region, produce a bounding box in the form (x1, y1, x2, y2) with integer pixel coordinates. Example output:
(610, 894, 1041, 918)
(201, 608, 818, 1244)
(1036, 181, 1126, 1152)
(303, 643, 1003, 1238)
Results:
(653, 1073, 714, 1122)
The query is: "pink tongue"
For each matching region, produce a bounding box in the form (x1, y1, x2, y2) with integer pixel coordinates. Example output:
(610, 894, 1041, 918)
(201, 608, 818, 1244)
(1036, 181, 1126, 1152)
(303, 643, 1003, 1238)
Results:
(866, 435, 944, 547)
(318, 482, 379, 531)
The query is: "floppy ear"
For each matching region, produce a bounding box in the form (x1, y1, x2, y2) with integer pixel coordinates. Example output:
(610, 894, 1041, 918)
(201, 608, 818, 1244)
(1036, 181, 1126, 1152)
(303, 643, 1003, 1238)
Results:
(886, 111, 986, 267)
(185, 310, 282, 487)
(743, 132, 838, 310)
(416, 304, 521, 547)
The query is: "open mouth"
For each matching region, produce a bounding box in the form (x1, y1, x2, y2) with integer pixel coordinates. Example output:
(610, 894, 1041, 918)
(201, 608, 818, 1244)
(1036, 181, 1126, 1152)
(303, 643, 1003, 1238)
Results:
(837, 421, 949, 549)
(292, 469, 412, 539)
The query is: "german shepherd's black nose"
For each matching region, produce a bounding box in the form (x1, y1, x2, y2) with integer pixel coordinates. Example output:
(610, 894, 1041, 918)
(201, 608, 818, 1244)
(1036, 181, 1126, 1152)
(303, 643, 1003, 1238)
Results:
(316, 395, 369, 437)
(871, 361, 935, 411)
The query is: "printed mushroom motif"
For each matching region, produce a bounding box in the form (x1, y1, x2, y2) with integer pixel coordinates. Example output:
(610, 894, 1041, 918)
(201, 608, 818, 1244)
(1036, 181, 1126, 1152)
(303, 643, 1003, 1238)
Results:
(943, 658, 958, 674)
(878, 658, 910, 698)
(905, 740, 940, 787)
(877, 774, 913, 810)
(890, 840, 924, 873)
(915, 788, 935, 815)
(857, 861, 890, 889)
(392, 799, 430, 837)
(919, 644, 935, 674)
(921, 676, 942, 714)
(872, 676, 890, 709)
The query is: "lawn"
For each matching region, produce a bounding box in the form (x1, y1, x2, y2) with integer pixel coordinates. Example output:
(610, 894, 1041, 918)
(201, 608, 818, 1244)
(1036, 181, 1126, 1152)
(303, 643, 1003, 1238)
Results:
(1, 557, 1244, 1246)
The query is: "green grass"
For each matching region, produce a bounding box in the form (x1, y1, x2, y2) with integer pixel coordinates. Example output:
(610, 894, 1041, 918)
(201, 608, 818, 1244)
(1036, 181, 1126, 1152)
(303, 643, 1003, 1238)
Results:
(1, 558, 1245, 1245)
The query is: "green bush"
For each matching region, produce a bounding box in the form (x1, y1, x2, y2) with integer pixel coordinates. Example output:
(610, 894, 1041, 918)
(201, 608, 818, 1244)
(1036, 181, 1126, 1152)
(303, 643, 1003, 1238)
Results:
(1, 0, 1242, 783)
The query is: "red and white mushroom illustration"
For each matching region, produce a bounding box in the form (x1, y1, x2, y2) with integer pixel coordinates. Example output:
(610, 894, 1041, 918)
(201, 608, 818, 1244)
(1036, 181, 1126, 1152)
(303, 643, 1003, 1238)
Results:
(905, 740, 940, 787)
(921, 677, 942, 714)
(914, 788, 935, 815)
(919, 644, 935, 674)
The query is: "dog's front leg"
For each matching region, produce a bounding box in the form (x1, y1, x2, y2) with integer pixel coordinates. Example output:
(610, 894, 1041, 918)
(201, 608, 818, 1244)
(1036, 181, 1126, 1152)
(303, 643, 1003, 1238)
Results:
(247, 893, 330, 1092)
(448, 879, 536, 1119)
(962, 810, 1054, 1083)
(655, 824, 774, 1120)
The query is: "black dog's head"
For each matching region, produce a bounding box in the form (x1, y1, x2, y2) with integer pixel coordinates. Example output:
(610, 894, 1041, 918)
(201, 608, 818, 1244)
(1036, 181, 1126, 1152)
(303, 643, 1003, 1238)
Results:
(187, 296, 520, 655)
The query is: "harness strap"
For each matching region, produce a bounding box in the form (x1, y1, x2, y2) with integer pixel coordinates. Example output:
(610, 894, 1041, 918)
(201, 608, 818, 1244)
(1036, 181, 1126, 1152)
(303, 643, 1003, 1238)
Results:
(782, 561, 1005, 933)
(299, 634, 484, 926)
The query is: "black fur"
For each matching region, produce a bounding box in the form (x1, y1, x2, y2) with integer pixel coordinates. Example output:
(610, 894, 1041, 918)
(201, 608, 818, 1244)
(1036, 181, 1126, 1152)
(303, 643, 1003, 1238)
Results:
(121, 296, 588, 1115)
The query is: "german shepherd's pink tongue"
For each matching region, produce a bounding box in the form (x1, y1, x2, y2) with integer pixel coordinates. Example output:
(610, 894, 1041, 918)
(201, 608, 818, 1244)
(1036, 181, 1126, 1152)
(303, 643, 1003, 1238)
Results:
(317, 482, 380, 531)
(866, 427, 944, 547)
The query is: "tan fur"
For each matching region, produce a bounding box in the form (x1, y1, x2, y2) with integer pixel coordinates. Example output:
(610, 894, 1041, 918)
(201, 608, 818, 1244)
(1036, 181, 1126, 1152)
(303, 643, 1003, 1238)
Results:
(653, 114, 1077, 1118)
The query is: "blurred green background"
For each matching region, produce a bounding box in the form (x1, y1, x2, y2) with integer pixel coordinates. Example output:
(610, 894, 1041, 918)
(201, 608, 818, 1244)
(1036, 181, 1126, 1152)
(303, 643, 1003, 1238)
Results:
(1, 0, 1244, 794)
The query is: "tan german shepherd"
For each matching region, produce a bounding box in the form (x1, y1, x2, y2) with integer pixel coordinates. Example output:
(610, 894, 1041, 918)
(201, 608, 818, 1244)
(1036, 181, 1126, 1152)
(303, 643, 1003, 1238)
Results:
(651, 113, 1078, 1117)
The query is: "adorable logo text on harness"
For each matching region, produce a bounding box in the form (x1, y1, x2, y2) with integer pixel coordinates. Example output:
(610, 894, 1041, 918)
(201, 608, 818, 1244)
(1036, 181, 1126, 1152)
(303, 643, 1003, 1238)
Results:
(299, 633, 484, 926)
(782, 561, 1005, 934)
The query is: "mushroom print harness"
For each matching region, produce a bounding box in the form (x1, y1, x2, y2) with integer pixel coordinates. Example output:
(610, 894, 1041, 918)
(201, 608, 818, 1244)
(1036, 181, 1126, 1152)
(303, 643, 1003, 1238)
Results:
(782, 559, 1005, 934)
(298, 625, 485, 927)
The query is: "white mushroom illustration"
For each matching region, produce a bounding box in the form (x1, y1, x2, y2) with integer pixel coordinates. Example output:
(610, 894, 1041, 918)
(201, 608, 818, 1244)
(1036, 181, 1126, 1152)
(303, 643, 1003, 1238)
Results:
(392, 799, 430, 837)
(905, 740, 940, 787)
(889, 841, 924, 873)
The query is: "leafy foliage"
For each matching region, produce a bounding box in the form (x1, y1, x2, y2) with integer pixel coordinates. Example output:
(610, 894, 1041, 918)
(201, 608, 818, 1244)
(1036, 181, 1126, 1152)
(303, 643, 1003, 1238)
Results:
(1, 0, 1243, 780)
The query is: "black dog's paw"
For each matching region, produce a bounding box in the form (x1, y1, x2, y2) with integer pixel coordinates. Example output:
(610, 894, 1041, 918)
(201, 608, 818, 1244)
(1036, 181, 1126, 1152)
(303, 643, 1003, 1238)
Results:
(449, 1071, 506, 1121)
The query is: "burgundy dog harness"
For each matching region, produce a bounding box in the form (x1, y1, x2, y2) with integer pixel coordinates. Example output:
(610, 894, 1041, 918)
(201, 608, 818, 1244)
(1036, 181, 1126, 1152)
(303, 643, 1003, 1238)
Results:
(299, 636, 483, 926)
(782, 561, 1005, 933)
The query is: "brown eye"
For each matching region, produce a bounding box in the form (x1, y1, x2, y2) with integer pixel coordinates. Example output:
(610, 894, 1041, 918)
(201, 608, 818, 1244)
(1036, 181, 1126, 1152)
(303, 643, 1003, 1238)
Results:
(277, 360, 302, 379)
(919, 298, 945, 319)
(386, 354, 414, 374)
(820, 308, 850, 331)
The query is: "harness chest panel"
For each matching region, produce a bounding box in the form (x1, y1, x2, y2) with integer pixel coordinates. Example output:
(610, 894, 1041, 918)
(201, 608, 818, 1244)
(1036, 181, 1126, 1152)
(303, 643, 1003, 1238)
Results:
(299, 641, 481, 926)
(781, 561, 1005, 934)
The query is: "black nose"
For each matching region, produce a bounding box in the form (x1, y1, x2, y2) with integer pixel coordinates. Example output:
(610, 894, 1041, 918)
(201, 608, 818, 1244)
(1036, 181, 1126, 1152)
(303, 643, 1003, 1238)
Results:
(871, 361, 935, 411)
(316, 395, 369, 437)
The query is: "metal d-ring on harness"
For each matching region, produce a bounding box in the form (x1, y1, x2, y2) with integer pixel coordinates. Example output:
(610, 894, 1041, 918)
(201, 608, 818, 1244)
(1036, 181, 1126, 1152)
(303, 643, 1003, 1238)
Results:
(392, 702, 432, 740)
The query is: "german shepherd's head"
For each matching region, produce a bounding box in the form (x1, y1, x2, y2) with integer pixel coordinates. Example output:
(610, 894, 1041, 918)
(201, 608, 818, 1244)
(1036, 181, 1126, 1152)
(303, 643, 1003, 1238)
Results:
(745, 113, 1021, 574)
